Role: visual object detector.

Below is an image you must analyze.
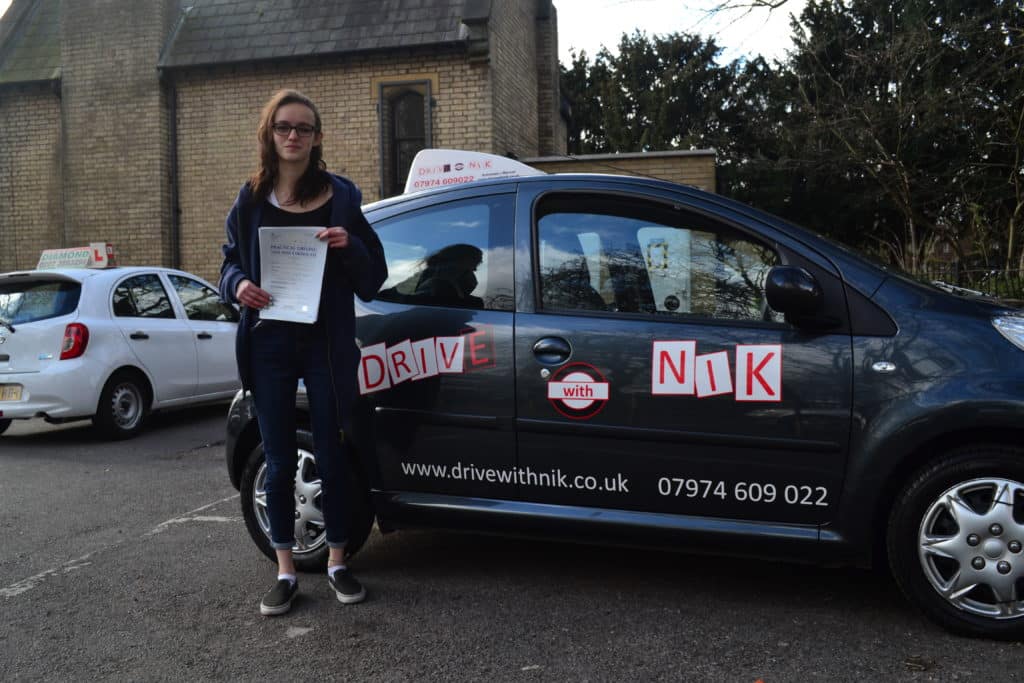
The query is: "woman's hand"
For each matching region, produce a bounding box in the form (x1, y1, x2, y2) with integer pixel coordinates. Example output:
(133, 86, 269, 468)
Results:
(236, 279, 271, 309)
(317, 226, 350, 249)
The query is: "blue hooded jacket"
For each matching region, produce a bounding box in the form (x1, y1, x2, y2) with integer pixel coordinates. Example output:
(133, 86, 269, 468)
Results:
(218, 174, 387, 414)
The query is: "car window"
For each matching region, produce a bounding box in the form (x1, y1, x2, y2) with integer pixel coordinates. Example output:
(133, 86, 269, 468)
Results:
(536, 194, 784, 323)
(0, 279, 81, 324)
(168, 275, 239, 322)
(112, 274, 176, 319)
(374, 194, 515, 311)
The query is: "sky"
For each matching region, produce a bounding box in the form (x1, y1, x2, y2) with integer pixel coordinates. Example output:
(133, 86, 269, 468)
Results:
(554, 0, 808, 64)
(0, 0, 806, 65)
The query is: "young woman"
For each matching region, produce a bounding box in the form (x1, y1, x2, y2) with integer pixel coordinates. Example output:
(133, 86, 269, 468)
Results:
(219, 90, 387, 616)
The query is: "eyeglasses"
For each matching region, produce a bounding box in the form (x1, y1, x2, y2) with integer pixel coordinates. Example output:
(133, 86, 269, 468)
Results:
(271, 123, 317, 138)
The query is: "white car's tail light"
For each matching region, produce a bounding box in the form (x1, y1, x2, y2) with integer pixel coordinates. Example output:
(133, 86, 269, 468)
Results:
(59, 323, 89, 360)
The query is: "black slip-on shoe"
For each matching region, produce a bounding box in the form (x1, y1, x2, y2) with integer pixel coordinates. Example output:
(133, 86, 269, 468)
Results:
(260, 578, 298, 616)
(328, 568, 366, 604)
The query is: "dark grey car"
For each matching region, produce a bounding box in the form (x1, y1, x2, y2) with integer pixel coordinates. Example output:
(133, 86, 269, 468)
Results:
(227, 174, 1024, 639)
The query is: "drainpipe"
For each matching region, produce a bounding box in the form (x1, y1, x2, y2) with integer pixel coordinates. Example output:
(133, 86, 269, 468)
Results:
(166, 78, 180, 269)
(158, 6, 189, 269)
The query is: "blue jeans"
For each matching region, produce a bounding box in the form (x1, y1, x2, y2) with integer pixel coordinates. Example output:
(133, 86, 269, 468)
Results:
(249, 321, 349, 550)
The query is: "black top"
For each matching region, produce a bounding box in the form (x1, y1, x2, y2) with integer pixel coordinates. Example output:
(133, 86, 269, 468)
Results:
(260, 199, 332, 227)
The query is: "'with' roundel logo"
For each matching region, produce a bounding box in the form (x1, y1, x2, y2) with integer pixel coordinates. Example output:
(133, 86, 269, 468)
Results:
(546, 362, 610, 420)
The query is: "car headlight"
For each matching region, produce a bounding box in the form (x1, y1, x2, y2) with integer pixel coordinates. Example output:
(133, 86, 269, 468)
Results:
(993, 313, 1024, 351)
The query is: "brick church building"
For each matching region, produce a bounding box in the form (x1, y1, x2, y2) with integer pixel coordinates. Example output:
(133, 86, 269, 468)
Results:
(0, 0, 714, 281)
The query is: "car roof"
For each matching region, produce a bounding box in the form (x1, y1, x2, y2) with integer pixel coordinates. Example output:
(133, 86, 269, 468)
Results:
(0, 265, 206, 284)
(363, 172, 681, 212)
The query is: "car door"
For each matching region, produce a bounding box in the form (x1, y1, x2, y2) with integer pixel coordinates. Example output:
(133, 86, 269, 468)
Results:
(355, 190, 517, 498)
(111, 272, 197, 402)
(165, 273, 241, 396)
(513, 183, 853, 526)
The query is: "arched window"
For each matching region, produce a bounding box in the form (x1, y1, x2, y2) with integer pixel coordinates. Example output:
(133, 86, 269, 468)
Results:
(391, 90, 425, 195)
(379, 81, 432, 197)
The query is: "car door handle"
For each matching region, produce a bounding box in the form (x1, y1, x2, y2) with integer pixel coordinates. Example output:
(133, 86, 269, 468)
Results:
(129, 332, 149, 340)
(532, 337, 572, 365)
(197, 332, 212, 340)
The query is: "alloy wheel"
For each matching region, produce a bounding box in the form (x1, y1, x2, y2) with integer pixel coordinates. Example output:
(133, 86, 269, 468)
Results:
(252, 448, 326, 556)
(918, 477, 1024, 619)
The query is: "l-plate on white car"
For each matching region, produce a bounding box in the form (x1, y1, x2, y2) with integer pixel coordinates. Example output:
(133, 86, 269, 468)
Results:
(0, 259, 241, 438)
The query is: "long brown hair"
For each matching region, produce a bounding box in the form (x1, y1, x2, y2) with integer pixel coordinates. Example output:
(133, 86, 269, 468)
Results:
(249, 89, 329, 205)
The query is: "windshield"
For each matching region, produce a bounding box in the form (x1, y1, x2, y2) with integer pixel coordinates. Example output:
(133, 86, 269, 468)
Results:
(0, 279, 81, 324)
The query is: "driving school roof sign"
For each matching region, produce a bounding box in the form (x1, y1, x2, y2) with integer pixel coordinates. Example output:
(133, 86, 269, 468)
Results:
(36, 243, 117, 270)
(404, 149, 545, 193)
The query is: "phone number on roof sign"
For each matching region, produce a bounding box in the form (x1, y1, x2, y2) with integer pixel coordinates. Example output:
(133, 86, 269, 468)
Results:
(410, 176, 476, 189)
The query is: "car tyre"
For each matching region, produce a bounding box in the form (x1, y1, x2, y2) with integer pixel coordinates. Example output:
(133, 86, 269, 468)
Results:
(93, 370, 149, 440)
(0, 418, 10, 435)
(887, 445, 1024, 640)
(240, 429, 374, 572)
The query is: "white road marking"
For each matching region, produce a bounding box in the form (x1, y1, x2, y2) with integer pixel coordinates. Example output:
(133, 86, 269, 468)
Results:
(143, 494, 242, 538)
(1, 493, 240, 599)
(145, 514, 242, 533)
(1, 551, 104, 598)
(285, 626, 314, 639)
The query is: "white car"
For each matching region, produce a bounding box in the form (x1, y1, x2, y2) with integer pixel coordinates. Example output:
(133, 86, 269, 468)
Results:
(0, 266, 241, 438)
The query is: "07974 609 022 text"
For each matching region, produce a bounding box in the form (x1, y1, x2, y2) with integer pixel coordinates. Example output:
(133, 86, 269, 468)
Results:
(656, 477, 830, 507)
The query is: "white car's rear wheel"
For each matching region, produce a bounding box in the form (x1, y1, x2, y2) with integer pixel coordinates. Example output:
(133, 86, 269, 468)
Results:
(93, 370, 150, 440)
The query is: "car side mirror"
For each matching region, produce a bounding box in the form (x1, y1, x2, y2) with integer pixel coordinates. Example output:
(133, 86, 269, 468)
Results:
(766, 266, 824, 320)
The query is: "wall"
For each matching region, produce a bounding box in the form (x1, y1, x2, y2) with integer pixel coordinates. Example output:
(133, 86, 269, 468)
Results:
(488, 0, 540, 159)
(0, 82, 62, 272)
(526, 151, 717, 193)
(535, 3, 566, 155)
(0, 2, 592, 278)
(173, 49, 493, 281)
(57, 0, 177, 268)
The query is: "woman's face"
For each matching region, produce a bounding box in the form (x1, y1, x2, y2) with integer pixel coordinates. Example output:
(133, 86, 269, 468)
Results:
(271, 102, 322, 166)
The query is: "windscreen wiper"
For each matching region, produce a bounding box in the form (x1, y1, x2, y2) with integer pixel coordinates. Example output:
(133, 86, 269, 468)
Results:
(931, 280, 986, 298)
(0, 318, 15, 333)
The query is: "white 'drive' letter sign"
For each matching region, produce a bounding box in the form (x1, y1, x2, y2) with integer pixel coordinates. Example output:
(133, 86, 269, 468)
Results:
(695, 351, 733, 398)
(735, 344, 782, 402)
(651, 341, 696, 395)
(358, 342, 391, 395)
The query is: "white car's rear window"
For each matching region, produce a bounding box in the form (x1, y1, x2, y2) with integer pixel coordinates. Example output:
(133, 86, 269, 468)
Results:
(0, 279, 81, 324)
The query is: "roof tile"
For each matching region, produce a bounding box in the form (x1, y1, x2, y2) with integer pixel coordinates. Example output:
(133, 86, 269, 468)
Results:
(160, 0, 473, 68)
(0, 0, 61, 85)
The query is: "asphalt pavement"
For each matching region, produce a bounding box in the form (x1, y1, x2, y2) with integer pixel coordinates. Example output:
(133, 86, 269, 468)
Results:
(1, 407, 1022, 681)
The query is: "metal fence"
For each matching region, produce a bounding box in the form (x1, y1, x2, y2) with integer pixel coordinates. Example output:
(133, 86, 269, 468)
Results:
(919, 265, 1024, 303)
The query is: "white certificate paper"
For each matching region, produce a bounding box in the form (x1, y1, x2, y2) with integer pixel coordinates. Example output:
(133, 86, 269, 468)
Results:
(258, 226, 328, 324)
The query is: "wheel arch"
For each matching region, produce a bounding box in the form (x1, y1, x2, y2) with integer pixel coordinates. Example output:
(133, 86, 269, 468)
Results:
(868, 425, 1024, 568)
(230, 414, 374, 496)
(228, 416, 262, 490)
(101, 365, 154, 410)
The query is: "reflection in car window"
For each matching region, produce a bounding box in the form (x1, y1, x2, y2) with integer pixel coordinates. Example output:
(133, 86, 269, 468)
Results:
(374, 195, 515, 311)
(168, 275, 239, 322)
(112, 274, 176, 319)
(0, 280, 81, 324)
(537, 194, 783, 322)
